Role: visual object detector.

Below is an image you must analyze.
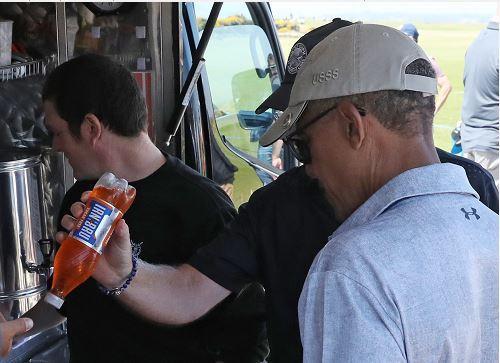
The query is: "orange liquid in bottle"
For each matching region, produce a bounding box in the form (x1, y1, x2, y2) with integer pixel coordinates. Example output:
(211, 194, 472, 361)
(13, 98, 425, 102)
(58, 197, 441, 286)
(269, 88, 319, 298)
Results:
(47, 183, 136, 307)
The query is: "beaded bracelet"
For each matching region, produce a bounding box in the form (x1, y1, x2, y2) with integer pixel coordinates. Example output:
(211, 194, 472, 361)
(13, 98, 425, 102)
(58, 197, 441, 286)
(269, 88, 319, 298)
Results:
(97, 240, 142, 296)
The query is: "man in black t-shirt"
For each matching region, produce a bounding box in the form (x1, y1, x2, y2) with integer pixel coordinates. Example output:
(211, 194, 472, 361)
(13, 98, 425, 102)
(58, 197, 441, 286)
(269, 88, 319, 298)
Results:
(16, 54, 267, 362)
(57, 22, 499, 363)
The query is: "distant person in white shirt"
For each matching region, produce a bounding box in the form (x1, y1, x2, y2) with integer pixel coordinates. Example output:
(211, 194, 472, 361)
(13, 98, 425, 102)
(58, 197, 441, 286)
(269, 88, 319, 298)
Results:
(460, 14, 499, 188)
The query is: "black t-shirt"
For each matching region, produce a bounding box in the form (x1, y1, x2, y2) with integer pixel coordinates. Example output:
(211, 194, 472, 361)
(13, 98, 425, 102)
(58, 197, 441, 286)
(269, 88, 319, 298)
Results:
(190, 166, 338, 363)
(58, 154, 266, 362)
(189, 150, 498, 363)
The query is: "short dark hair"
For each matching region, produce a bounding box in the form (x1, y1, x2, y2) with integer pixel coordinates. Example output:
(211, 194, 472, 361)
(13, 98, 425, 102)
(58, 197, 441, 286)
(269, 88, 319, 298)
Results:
(42, 54, 147, 138)
(309, 59, 436, 137)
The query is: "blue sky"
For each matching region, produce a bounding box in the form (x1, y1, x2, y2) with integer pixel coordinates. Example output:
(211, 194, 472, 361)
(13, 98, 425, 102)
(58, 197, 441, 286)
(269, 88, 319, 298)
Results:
(270, 2, 496, 23)
(196, 2, 497, 23)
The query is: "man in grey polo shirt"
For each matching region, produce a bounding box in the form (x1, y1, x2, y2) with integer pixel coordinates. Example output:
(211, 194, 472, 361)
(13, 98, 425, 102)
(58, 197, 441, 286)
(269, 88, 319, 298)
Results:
(263, 23, 498, 361)
(461, 16, 499, 188)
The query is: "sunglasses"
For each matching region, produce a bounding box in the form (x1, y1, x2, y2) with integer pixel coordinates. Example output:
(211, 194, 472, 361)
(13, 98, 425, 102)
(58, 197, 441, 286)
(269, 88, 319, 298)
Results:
(283, 105, 366, 164)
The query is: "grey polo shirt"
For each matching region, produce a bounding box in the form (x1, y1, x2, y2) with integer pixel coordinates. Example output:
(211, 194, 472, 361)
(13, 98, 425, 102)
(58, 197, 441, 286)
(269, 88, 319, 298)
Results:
(461, 21, 499, 152)
(299, 163, 498, 362)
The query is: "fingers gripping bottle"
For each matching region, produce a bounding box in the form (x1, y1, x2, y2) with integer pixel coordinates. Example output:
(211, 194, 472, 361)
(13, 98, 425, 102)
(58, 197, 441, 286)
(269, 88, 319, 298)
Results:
(45, 172, 136, 308)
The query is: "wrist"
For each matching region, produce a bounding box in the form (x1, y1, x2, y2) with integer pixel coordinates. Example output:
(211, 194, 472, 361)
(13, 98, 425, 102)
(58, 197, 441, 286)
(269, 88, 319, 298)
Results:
(97, 241, 142, 296)
(109, 264, 134, 288)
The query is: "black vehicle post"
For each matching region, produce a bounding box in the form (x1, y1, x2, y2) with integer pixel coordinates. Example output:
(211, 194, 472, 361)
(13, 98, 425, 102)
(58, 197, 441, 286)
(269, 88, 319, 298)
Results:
(165, 2, 222, 146)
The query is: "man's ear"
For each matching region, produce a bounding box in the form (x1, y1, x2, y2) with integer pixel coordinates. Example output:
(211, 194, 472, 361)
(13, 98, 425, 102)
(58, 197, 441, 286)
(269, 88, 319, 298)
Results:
(337, 102, 366, 150)
(80, 114, 102, 146)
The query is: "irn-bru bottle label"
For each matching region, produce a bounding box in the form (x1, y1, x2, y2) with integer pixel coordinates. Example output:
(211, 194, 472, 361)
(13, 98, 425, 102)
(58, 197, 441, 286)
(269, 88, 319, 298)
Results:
(71, 198, 122, 254)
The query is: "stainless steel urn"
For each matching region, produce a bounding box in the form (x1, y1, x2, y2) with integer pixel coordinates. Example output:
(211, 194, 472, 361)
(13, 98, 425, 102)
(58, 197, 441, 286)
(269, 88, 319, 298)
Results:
(0, 149, 49, 318)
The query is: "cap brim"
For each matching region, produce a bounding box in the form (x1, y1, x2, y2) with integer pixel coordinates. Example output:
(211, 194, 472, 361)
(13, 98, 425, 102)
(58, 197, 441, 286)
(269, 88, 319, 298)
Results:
(255, 83, 292, 114)
(259, 101, 308, 146)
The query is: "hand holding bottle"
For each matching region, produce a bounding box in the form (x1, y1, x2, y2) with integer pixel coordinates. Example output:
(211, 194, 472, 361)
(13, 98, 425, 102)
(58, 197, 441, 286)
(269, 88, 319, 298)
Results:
(56, 202, 134, 291)
(46, 173, 136, 308)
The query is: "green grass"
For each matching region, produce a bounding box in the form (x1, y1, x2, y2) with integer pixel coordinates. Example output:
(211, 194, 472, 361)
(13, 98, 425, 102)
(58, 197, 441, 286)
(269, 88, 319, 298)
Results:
(212, 121, 263, 208)
(278, 22, 485, 151)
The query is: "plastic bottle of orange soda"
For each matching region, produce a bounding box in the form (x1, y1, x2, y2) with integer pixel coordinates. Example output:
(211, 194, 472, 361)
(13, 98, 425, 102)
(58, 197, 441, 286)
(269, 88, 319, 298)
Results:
(45, 172, 136, 308)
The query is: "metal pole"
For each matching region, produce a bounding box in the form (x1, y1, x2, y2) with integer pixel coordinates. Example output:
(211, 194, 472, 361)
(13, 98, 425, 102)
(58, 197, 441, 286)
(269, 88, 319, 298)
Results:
(165, 2, 222, 146)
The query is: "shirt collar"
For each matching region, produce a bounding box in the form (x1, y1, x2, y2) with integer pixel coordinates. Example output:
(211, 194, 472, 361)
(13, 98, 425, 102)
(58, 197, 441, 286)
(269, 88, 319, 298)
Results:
(487, 21, 499, 30)
(331, 163, 479, 239)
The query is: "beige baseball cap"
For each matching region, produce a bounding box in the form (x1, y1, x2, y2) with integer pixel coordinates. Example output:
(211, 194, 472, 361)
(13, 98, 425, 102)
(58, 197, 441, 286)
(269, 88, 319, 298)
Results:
(260, 23, 438, 146)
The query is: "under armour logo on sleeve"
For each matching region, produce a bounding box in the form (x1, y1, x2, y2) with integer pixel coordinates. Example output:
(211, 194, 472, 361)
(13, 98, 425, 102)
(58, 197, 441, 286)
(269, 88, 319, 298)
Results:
(461, 207, 480, 220)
